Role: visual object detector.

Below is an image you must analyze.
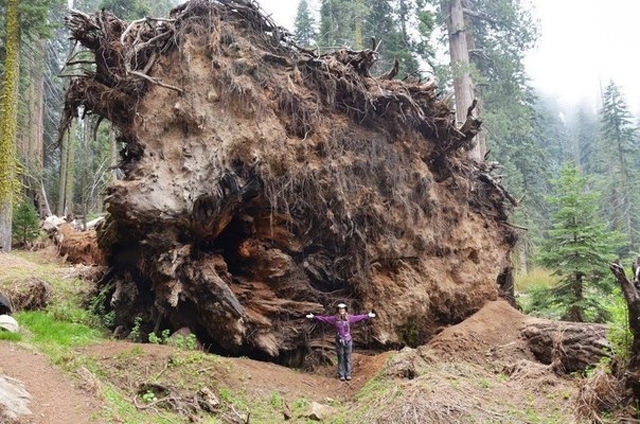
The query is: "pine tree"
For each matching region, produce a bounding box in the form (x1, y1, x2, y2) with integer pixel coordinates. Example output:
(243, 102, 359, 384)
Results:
(539, 164, 625, 323)
(433, 0, 537, 160)
(294, 0, 316, 47)
(599, 80, 639, 247)
(569, 104, 599, 175)
(318, 0, 354, 48)
(364, 0, 434, 75)
(12, 198, 40, 246)
(317, 0, 436, 76)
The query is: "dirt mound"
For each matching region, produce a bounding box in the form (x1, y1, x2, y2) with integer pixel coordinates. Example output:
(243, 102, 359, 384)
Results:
(385, 300, 610, 385)
(368, 301, 605, 423)
(62, 0, 518, 364)
(427, 300, 535, 365)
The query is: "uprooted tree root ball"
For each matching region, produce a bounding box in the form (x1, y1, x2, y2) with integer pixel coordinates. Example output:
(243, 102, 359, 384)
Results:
(62, 0, 517, 365)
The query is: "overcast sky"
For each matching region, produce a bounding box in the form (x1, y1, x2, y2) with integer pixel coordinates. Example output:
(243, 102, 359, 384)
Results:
(257, 0, 640, 114)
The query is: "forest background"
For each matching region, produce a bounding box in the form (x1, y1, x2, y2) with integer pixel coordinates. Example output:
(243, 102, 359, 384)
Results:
(1, 0, 638, 326)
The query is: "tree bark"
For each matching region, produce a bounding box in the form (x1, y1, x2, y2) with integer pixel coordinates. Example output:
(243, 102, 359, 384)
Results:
(444, 0, 481, 161)
(521, 319, 609, 373)
(0, 0, 21, 252)
(21, 39, 47, 217)
(58, 123, 76, 217)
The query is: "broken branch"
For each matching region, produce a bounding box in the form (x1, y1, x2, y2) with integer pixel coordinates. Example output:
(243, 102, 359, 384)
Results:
(129, 70, 184, 93)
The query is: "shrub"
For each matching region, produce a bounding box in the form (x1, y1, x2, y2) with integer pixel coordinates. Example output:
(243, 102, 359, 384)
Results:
(12, 198, 40, 246)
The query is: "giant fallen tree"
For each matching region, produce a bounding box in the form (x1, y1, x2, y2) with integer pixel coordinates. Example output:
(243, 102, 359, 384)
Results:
(62, 0, 519, 365)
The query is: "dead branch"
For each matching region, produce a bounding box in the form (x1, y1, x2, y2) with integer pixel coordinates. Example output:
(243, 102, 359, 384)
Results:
(380, 58, 399, 80)
(129, 70, 183, 93)
(477, 173, 518, 206)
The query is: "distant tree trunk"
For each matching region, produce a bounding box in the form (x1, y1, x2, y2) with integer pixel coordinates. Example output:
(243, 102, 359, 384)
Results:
(353, 0, 363, 49)
(462, 7, 487, 159)
(57, 133, 68, 216)
(444, 0, 481, 161)
(516, 241, 528, 274)
(609, 262, 640, 401)
(20, 39, 47, 217)
(110, 124, 119, 181)
(58, 123, 76, 217)
(0, 0, 22, 252)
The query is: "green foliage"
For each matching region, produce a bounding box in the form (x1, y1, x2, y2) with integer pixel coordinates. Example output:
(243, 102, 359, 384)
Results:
(294, 0, 316, 47)
(318, 0, 435, 75)
(129, 316, 143, 341)
(396, 315, 424, 347)
(149, 329, 199, 350)
(18, 0, 61, 39)
(269, 392, 283, 408)
(148, 328, 171, 344)
(598, 80, 640, 248)
(95, 0, 177, 19)
(141, 389, 157, 403)
(537, 164, 626, 322)
(174, 333, 198, 350)
(519, 281, 563, 320)
(605, 287, 632, 362)
(11, 197, 40, 245)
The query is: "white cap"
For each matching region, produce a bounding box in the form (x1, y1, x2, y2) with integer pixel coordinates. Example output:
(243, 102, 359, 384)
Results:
(337, 303, 347, 309)
(0, 315, 19, 333)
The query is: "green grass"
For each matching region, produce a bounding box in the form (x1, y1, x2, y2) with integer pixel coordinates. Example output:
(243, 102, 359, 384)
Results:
(514, 266, 559, 292)
(15, 309, 102, 361)
(0, 331, 22, 341)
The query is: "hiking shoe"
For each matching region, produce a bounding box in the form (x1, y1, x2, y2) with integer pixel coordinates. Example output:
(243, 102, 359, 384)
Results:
(339, 377, 345, 381)
(346, 376, 352, 381)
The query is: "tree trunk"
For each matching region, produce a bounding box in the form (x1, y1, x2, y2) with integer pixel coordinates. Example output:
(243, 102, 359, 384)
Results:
(0, 0, 21, 252)
(57, 132, 69, 216)
(58, 123, 76, 217)
(444, 0, 480, 161)
(21, 39, 47, 217)
(353, 0, 363, 49)
(609, 262, 640, 400)
(462, 5, 486, 159)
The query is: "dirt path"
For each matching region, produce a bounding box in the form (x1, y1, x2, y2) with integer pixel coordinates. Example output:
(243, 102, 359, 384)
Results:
(0, 342, 101, 424)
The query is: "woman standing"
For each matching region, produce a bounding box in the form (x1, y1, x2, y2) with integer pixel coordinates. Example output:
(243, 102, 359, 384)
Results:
(306, 303, 375, 381)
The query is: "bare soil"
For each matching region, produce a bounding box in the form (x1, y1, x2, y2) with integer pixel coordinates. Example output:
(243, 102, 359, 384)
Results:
(0, 342, 100, 424)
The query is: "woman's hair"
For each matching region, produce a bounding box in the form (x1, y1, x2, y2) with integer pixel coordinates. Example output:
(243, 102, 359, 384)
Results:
(335, 311, 349, 320)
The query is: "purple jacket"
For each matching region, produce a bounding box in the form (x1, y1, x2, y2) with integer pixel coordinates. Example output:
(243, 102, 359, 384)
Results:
(314, 314, 370, 342)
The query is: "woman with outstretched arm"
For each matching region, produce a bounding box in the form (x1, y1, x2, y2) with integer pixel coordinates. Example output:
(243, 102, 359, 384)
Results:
(306, 302, 375, 381)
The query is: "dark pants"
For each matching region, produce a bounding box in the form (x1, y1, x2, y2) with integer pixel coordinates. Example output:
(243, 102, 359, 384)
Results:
(336, 338, 353, 378)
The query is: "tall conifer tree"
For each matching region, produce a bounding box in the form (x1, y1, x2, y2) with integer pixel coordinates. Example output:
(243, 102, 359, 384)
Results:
(539, 164, 625, 322)
(294, 0, 316, 47)
(599, 80, 639, 247)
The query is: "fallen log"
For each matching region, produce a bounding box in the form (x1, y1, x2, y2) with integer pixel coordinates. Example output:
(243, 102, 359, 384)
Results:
(521, 320, 610, 373)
